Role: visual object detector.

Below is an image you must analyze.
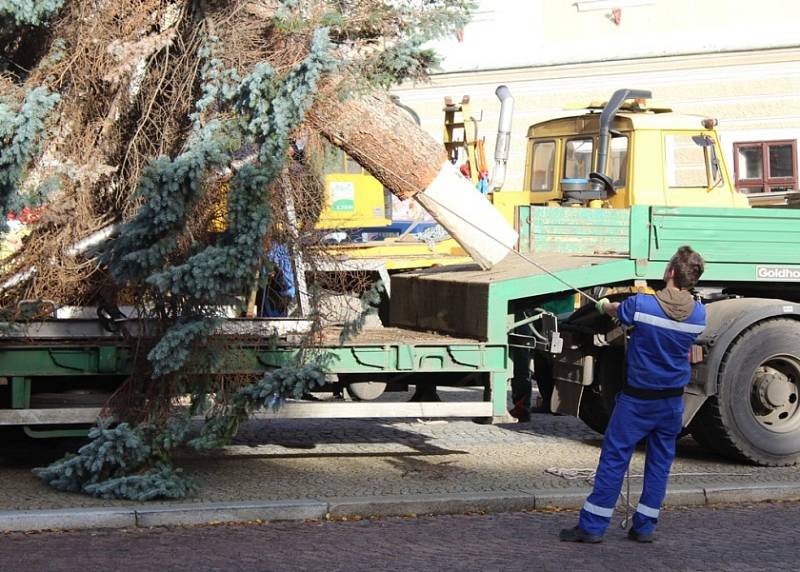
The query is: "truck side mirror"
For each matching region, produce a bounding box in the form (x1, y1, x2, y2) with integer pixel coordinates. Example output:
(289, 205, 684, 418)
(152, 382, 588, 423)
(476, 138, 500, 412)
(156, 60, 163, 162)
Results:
(692, 135, 724, 190)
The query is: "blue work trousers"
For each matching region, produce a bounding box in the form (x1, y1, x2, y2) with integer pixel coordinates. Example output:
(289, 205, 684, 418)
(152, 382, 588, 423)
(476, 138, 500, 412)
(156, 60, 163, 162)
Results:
(578, 393, 683, 537)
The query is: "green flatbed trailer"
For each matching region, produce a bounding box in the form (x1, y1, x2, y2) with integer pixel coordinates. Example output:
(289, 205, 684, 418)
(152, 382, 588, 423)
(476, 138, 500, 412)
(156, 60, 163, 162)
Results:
(0, 322, 510, 436)
(2, 204, 800, 465)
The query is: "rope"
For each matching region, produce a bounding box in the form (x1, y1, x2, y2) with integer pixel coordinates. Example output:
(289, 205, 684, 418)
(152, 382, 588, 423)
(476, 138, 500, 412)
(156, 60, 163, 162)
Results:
(622, 330, 631, 529)
(623, 465, 631, 529)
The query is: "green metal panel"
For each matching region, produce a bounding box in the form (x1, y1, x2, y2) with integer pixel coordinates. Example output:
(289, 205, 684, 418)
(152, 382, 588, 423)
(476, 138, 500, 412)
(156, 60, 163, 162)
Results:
(314, 341, 508, 373)
(11, 377, 30, 408)
(490, 371, 507, 417)
(649, 207, 800, 264)
(448, 345, 485, 368)
(0, 348, 133, 376)
(0, 341, 512, 430)
(530, 207, 630, 255)
(397, 345, 415, 371)
(259, 344, 508, 374)
(622, 259, 800, 284)
(629, 205, 650, 259)
(0, 343, 509, 377)
(518, 205, 532, 254)
(266, 344, 509, 374)
(97, 346, 118, 373)
(24, 427, 90, 439)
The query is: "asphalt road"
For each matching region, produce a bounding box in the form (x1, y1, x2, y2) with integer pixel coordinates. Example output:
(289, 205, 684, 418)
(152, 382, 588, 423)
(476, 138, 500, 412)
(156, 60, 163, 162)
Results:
(1, 501, 796, 572)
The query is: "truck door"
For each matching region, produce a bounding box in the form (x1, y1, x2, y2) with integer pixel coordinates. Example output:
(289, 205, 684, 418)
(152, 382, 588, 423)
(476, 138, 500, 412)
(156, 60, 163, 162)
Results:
(662, 131, 744, 208)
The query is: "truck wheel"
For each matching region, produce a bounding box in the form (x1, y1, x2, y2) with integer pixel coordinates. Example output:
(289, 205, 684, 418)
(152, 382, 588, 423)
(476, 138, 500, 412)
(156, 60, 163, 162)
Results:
(690, 319, 800, 466)
(578, 347, 624, 434)
(346, 381, 387, 401)
(579, 385, 614, 434)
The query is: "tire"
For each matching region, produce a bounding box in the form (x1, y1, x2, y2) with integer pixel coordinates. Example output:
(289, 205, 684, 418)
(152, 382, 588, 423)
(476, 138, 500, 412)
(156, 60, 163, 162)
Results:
(346, 381, 387, 401)
(578, 347, 624, 434)
(579, 385, 614, 434)
(690, 319, 800, 466)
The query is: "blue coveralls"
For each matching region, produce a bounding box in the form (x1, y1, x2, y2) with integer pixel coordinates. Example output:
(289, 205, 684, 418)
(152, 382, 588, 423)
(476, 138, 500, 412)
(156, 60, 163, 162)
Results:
(260, 244, 297, 318)
(578, 293, 706, 537)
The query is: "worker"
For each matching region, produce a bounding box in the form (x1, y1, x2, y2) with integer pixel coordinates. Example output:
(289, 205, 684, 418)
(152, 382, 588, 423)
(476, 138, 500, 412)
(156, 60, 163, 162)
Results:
(560, 245, 706, 543)
(259, 242, 297, 317)
(509, 349, 554, 420)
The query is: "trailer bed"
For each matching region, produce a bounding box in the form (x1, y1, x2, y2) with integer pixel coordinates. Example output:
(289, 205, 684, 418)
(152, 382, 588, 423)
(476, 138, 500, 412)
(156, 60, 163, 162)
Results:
(0, 319, 478, 347)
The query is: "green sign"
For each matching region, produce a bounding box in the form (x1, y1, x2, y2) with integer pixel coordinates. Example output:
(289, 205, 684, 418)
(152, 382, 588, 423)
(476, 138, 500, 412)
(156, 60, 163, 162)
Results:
(330, 181, 355, 212)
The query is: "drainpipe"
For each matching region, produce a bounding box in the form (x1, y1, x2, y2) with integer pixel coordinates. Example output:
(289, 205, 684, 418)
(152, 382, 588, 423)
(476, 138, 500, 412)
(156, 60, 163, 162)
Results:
(490, 85, 514, 192)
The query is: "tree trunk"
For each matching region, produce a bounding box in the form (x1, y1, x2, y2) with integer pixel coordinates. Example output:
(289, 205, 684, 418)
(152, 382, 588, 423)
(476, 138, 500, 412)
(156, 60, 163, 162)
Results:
(311, 91, 446, 200)
(311, 91, 518, 269)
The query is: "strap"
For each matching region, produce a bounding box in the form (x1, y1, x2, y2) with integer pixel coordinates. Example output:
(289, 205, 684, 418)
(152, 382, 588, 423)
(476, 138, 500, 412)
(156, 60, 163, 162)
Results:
(622, 385, 683, 400)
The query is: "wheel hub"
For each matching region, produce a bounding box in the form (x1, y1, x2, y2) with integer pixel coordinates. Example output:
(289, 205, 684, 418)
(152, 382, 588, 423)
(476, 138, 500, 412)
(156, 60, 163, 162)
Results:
(754, 368, 794, 409)
(750, 361, 800, 431)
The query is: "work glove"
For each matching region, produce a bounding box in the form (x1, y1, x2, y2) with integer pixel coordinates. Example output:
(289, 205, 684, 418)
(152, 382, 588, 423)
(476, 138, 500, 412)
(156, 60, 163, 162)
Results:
(595, 297, 610, 315)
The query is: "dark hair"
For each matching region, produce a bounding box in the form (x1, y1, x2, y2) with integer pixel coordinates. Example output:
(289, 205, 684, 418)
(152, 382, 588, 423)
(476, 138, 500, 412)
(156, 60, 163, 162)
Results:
(669, 246, 705, 289)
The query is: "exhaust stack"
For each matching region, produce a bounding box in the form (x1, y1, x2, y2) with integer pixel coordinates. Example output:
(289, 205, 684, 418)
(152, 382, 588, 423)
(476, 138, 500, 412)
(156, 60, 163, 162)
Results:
(489, 85, 514, 192)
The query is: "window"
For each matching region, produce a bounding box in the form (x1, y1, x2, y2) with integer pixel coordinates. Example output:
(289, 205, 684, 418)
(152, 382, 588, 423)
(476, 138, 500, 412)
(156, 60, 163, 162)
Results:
(323, 145, 365, 175)
(733, 140, 797, 194)
(323, 146, 346, 174)
(665, 134, 708, 187)
(530, 140, 555, 191)
(564, 138, 593, 180)
(346, 156, 363, 175)
(609, 136, 628, 187)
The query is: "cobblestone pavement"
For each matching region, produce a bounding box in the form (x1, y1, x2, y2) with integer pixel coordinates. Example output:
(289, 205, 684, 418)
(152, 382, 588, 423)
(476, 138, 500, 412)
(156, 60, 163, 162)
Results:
(1, 501, 797, 571)
(1, 389, 799, 511)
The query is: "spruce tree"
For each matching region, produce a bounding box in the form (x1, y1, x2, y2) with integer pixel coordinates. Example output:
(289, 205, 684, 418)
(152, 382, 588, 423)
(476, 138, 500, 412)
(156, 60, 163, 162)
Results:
(0, 0, 474, 499)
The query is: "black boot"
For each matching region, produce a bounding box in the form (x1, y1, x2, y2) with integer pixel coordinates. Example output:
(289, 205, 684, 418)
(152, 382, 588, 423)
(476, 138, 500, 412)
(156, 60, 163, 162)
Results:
(627, 528, 654, 543)
(559, 526, 603, 543)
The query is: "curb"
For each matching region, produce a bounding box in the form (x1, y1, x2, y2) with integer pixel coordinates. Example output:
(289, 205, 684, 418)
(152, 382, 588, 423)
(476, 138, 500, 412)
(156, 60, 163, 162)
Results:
(135, 499, 328, 528)
(2, 482, 799, 533)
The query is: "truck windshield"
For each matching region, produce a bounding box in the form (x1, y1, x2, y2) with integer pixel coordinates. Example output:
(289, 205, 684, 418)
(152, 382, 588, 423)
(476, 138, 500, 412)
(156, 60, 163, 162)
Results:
(530, 140, 556, 191)
(564, 138, 593, 180)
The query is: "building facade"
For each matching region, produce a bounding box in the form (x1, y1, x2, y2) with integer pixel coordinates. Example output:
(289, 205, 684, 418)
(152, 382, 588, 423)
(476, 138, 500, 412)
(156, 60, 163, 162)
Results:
(392, 0, 800, 201)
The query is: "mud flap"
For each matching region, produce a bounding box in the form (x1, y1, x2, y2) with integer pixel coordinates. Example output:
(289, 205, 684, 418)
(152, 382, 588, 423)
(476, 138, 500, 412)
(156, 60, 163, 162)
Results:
(552, 379, 584, 417)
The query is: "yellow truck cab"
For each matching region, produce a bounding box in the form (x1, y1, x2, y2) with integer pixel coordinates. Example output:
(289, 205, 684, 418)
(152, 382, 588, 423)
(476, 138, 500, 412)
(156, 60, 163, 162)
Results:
(522, 89, 749, 209)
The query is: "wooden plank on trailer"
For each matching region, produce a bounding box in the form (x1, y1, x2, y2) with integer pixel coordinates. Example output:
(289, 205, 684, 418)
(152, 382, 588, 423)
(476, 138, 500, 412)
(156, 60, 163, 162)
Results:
(389, 252, 623, 339)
